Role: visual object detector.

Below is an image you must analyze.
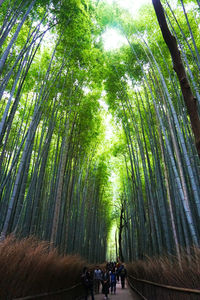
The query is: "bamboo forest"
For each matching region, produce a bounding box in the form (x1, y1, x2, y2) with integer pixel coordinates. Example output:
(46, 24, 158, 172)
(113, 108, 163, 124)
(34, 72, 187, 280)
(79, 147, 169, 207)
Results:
(0, 0, 200, 299)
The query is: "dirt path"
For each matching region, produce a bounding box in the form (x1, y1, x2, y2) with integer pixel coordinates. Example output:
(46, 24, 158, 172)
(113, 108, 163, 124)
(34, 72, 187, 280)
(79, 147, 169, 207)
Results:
(94, 281, 141, 300)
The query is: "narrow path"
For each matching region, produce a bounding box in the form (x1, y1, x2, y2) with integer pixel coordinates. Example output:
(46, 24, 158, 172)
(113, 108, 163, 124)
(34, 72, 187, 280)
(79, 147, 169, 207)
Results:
(94, 281, 141, 300)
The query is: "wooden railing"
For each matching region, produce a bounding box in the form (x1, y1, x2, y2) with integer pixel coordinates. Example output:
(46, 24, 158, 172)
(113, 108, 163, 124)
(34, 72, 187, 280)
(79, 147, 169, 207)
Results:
(13, 282, 82, 300)
(128, 275, 200, 297)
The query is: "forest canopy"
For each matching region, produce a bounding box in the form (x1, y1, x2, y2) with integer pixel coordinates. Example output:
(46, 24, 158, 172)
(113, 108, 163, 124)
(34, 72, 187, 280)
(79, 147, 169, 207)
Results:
(0, 0, 200, 263)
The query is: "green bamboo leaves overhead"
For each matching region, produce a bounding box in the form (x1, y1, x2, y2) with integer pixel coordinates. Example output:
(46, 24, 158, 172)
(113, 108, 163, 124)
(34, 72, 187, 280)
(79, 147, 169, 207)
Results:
(103, 0, 200, 259)
(0, 0, 112, 262)
(0, 0, 200, 263)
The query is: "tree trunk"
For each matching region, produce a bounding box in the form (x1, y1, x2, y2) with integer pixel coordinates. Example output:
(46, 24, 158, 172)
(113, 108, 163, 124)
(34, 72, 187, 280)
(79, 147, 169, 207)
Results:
(50, 118, 70, 248)
(119, 202, 124, 262)
(0, 0, 36, 73)
(152, 0, 200, 158)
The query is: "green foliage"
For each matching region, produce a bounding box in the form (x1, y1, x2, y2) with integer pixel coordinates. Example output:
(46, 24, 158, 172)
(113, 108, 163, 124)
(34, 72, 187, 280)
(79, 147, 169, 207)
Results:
(1, 0, 200, 264)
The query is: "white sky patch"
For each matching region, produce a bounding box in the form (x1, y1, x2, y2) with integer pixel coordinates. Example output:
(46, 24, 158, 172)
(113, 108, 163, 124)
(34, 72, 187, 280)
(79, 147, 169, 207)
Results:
(105, 114, 114, 140)
(105, 0, 151, 16)
(102, 0, 152, 50)
(39, 23, 57, 53)
(107, 221, 118, 260)
(102, 28, 128, 50)
(82, 86, 91, 95)
(99, 99, 108, 111)
(104, 111, 113, 140)
(99, 98, 114, 140)
(125, 74, 133, 88)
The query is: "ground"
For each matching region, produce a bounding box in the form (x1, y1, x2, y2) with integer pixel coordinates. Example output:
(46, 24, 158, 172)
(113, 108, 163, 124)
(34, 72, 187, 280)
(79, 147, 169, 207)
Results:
(94, 281, 141, 300)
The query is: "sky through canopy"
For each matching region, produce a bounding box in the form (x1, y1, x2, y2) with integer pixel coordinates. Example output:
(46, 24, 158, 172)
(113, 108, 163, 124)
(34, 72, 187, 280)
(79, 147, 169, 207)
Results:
(102, 0, 151, 50)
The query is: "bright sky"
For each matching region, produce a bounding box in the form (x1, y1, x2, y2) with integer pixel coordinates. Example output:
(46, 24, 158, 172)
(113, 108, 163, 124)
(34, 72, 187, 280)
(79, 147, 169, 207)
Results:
(99, 98, 114, 140)
(102, 28, 128, 51)
(105, 0, 151, 14)
(102, 0, 151, 50)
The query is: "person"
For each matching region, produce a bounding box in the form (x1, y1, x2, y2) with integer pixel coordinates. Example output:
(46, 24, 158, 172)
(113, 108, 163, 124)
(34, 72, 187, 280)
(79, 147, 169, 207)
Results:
(94, 266, 102, 294)
(119, 264, 127, 289)
(110, 268, 117, 294)
(101, 268, 110, 300)
(116, 258, 121, 282)
(81, 267, 95, 300)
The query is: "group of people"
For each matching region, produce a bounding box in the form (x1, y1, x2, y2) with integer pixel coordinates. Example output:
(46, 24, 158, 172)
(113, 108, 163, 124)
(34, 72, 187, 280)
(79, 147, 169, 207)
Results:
(81, 261, 127, 300)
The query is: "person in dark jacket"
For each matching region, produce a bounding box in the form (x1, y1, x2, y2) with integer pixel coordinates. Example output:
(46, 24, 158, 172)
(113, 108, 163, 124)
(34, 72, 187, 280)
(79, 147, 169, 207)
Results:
(110, 268, 117, 294)
(81, 267, 95, 300)
(116, 259, 121, 282)
(119, 264, 127, 289)
(101, 268, 110, 300)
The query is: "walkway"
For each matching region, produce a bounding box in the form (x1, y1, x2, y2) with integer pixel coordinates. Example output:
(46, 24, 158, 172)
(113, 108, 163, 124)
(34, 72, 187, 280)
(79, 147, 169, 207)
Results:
(94, 281, 141, 300)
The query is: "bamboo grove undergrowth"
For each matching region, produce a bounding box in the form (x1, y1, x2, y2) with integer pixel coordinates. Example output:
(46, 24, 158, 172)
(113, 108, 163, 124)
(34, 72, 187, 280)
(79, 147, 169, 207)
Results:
(0, 0, 200, 267)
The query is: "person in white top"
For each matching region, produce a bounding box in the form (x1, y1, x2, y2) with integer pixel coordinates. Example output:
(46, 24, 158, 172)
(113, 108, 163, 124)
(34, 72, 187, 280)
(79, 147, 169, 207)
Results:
(94, 266, 103, 294)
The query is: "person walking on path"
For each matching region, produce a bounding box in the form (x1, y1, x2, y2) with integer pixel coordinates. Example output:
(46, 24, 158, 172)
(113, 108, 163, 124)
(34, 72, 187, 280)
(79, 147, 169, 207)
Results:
(119, 264, 127, 289)
(116, 259, 121, 282)
(81, 267, 95, 300)
(94, 279, 140, 300)
(94, 266, 102, 294)
(101, 268, 110, 300)
(110, 268, 117, 294)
